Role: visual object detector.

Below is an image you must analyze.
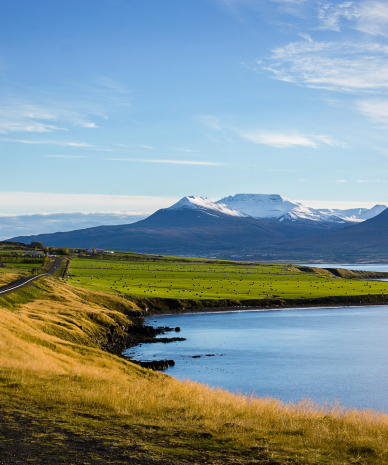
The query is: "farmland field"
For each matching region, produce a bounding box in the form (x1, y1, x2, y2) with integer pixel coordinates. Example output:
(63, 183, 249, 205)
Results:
(0, 256, 46, 276)
(68, 256, 388, 300)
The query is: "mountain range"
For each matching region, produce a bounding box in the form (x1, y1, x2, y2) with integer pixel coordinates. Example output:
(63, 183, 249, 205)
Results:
(217, 194, 386, 224)
(9, 194, 388, 262)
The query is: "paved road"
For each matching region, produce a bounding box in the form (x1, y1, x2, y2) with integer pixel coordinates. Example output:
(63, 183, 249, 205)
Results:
(0, 258, 63, 296)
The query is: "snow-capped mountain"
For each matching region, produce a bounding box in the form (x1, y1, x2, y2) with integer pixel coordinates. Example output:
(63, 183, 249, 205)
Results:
(217, 194, 387, 224)
(319, 204, 387, 222)
(217, 194, 298, 219)
(168, 195, 249, 217)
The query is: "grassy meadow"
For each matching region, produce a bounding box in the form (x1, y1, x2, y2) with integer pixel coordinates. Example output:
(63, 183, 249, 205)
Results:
(0, 254, 49, 286)
(68, 255, 388, 301)
(1, 274, 388, 463)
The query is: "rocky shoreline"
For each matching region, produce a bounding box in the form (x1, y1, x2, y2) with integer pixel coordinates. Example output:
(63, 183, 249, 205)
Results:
(102, 317, 186, 370)
(102, 292, 388, 371)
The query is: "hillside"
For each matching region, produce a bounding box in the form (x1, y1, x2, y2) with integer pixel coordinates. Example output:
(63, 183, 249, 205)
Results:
(10, 206, 344, 254)
(273, 207, 388, 261)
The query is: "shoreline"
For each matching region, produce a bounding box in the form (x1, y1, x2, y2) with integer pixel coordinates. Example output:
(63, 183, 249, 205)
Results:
(123, 296, 388, 368)
(146, 299, 388, 317)
(137, 292, 388, 318)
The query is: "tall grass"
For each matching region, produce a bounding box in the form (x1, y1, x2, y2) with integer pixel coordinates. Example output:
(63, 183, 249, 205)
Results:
(1, 278, 388, 463)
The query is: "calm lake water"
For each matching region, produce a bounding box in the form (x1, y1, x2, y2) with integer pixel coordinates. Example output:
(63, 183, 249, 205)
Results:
(299, 263, 388, 273)
(125, 306, 388, 411)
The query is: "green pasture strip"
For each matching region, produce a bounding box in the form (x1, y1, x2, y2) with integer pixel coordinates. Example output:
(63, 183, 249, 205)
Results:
(68, 257, 388, 301)
(0, 262, 45, 275)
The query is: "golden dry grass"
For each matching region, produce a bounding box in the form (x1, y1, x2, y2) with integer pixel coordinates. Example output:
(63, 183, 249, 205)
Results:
(1, 278, 388, 463)
(0, 271, 24, 286)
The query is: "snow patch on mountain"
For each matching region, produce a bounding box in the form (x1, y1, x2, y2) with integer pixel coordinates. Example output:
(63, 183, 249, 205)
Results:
(168, 196, 249, 217)
(218, 194, 387, 224)
(217, 194, 300, 219)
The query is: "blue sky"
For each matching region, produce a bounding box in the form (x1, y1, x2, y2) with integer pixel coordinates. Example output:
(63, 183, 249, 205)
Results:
(2, 0, 388, 219)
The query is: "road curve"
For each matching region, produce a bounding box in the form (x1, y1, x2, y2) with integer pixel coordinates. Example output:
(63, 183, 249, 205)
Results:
(0, 258, 63, 296)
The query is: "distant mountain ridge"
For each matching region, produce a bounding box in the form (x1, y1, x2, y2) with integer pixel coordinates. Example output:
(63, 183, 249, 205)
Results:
(8, 199, 343, 254)
(217, 194, 386, 224)
(167, 196, 249, 217)
(8, 193, 388, 262)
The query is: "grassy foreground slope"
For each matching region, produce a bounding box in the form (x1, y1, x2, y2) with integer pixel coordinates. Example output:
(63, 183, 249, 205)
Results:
(68, 255, 388, 303)
(2, 258, 388, 463)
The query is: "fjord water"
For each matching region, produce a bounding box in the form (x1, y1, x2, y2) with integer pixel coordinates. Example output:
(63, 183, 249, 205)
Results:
(298, 263, 388, 272)
(126, 306, 388, 411)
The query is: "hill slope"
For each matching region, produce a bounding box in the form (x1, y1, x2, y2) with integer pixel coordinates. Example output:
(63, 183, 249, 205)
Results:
(277, 208, 388, 260)
(10, 206, 341, 254)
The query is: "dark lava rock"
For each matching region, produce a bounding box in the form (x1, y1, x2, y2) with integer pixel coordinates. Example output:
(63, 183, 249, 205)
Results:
(132, 359, 175, 370)
(152, 337, 186, 343)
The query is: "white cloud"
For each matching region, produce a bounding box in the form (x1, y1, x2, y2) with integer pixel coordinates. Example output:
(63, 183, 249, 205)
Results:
(0, 192, 179, 215)
(0, 100, 98, 134)
(0, 212, 148, 241)
(357, 99, 388, 123)
(239, 130, 341, 148)
(336, 179, 347, 182)
(107, 158, 222, 165)
(357, 179, 387, 182)
(313, 134, 346, 147)
(354, 1, 388, 36)
(0, 138, 110, 149)
(41, 155, 89, 159)
(263, 36, 388, 92)
(198, 115, 222, 130)
(169, 147, 201, 153)
(137, 144, 155, 150)
(318, 1, 388, 36)
(240, 131, 317, 147)
(318, 2, 357, 32)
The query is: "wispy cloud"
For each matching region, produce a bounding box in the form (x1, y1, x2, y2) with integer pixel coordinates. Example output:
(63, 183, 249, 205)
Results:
(357, 99, 388, 123)
(0, 192, 178, 215)
(0, 99, 98, 134)
(137, 144, 155, 150)
(169, 147, 201, 153)
(262, 35, 388, 93)
(357, 179, 386, 182)
(0, 138, 94, 147)
(0, 76, 130, 137)
(0, 211, 148, 241)
(267, 169, 306, 172)
(41, 155, 89, 159)
(318, 2, 357, 32)
(239, 130, 340, 148)
(107, 158, 222, 166)
(198, 115, 222, 130)
(319, 1, 388, 37)
(0, 102, 67, 134)
(0, 138, 113, 151)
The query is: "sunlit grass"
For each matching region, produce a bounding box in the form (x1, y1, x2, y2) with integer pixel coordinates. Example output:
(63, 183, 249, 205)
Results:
(68, 257, 388, 301)
(1, 277, 388, 463)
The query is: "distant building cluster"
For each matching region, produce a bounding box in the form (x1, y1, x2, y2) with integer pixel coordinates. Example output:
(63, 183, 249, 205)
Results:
(86, 248, 114, 255)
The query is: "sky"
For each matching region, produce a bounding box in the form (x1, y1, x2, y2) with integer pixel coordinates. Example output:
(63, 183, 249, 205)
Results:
(2, 0, 388, 236)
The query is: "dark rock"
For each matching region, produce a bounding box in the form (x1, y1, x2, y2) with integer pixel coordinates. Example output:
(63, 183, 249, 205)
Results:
(132, 359, 175, 370)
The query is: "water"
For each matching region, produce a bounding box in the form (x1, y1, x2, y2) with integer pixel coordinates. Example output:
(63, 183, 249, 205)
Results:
(125, 306, 388, 411)
(299, 263, 388, 273)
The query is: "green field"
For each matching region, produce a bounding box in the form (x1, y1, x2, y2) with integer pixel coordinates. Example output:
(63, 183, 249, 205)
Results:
(68, 256, 388, 300)
(0, 259, 46, 275)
